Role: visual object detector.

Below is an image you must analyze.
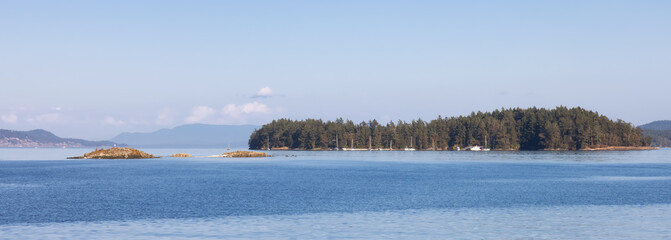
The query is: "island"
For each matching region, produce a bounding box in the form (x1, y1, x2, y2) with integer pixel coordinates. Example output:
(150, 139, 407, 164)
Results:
(248, 106, 652, 151)
(640, 120, 671, 148)
(68, 147, 156, 159)
(221, 151, 270, 158)
(168, 151, 269, 158)
(170, 153, 192, 157)
(0, 129, 119, 148)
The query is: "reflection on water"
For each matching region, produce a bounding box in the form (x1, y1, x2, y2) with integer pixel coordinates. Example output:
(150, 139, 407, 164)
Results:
(1, 147, 670, 163)
(1, 148, 670, 238)
(1, 204, 670, 239)
(576, 176, 671, 181)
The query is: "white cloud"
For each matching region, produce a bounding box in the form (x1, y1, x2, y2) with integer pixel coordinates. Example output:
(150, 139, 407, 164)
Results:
(242, 102, 270, 113)
(155, 108, 174, 125)
(253, 87, 273, 98)
(185, 106, 216, 123)
(1, 113, 18, 124)
(25, 113, 61, 123)
(182, 103, 273, 125)
(35, 113, 60, 123)
(102, 116, 125, 126)
(53, 106, 63, 111)
(222, 102, 270, 117)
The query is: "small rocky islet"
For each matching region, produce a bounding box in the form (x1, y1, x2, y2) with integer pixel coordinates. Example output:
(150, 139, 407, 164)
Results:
(220, 151, 270, 158)
(170, 153, 192, 158)
(69, 148, 270, 159)
(168, 151, 270, 158)
(68, 147, 156, 159)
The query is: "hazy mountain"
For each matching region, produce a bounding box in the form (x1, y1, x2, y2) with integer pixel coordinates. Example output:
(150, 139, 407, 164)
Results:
(640, 121, 671, 147)
(0, 129, 119, 148)
(639, 120, 671, 131)
(111, 124, 259, 148)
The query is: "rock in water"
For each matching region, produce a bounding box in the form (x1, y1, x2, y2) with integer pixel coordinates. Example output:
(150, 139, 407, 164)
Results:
(170, 153, 192, 157)
(221, 151, 269, 158)
(68, 147, 155, 159)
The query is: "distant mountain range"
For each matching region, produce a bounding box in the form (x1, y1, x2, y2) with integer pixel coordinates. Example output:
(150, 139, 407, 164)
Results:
(640, 120, 671, 147)
(639, 121, 671, 131)
(110, 124, 259, 148)
(0, 129, 118, 148)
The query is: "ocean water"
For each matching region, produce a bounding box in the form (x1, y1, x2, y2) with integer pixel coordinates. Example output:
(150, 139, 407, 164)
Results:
(1, 148, 670, 239)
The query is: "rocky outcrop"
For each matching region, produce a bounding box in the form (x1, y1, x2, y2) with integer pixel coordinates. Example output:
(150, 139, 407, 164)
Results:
(170, 153, 192, 157)
(68, 147, 156, 159)
(581, 146, 658, 151)
(221, 151, 269, 158)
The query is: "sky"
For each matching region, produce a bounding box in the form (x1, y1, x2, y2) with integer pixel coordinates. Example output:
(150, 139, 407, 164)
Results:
(1, 1, 670, 140)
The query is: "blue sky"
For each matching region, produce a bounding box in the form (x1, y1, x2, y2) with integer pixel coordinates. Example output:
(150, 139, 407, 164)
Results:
(1, 1, 670, 139)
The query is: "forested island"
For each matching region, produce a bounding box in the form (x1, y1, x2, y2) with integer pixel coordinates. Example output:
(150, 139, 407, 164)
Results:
(640, 120, 671, 147)
(248, 107, 651, 151)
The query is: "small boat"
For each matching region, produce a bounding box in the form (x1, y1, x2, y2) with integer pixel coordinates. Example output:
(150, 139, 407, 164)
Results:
(404, 137, 416, 151)
(342, 148, 367, 151)
(469, 146, 482, 151)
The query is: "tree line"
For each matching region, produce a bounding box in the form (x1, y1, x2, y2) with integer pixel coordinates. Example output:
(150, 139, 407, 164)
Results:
(248, 107, 650, 150)
(643, 130, 671, 147)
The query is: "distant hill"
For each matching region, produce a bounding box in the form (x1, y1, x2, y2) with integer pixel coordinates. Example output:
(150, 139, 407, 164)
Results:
(643, 130, 671, 147)
(639, 120, 671, 131)
(640, 121, 671, 147)
(0, 129, 119, 148)
(111, 124, 259, 148)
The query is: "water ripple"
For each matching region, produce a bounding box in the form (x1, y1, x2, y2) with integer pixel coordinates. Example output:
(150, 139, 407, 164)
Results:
(1, 204, 670, 239)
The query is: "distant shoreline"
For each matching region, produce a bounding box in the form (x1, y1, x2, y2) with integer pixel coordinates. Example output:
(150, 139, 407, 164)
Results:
(258, 146, 658, 151)
(578, 146, 658, 151)
(0, 146, 659, 151)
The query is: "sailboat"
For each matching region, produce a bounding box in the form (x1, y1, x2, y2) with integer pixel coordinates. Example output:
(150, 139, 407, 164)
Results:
(469, 136, 491, 151)
(404, 137, 416, 151)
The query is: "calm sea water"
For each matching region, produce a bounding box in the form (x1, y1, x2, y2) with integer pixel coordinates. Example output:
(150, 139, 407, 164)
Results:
(1, 148, 670, 239)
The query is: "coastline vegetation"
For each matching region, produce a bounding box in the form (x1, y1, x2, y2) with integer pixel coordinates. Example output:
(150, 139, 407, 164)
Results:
(248, 107, 650, 151)
(639, 121, 671, 147)
(642, 130, 671, 148)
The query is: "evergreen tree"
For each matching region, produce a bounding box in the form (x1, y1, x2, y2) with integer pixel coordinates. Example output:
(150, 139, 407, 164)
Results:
(248, 107, 650, 150)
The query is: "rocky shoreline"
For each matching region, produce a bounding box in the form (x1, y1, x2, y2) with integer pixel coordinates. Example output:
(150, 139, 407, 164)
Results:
(68, 147, 156, 159)
(580, 146, 658, 151)
(259, 146, 658, 151)
(68, 148, 270, 159)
